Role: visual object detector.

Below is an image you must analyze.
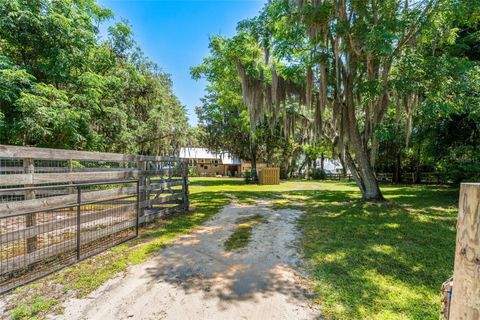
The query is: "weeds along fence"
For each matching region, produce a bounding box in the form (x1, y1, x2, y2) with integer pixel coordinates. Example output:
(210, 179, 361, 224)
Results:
(0, 144, 189, 293)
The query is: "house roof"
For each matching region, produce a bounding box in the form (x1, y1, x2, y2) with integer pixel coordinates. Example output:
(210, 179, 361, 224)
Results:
(179, 148, 240, 165)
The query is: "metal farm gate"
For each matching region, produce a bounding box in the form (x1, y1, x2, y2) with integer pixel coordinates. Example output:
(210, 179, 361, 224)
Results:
(0, 145, 189, 293)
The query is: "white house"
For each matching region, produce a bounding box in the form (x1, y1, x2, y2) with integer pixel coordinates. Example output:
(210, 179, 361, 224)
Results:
(315, 158, 344, 173)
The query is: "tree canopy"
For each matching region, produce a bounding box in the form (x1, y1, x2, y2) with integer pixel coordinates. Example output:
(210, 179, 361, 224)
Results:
(0, 0, 189, 155)
(193, 0, 479, 199)
(192, 34, 315, 179)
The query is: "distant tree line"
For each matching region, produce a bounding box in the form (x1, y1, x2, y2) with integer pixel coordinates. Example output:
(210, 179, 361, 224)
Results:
(0, 0, 189, 155)
(193, 0, 479, 198)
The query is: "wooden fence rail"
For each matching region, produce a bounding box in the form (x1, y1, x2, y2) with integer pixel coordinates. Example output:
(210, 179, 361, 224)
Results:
(374, 172, 444, 184)
(0, 144, 183, 162)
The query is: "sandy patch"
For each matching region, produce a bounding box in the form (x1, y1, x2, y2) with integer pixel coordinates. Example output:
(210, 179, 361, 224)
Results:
(56, 200, 320, 320)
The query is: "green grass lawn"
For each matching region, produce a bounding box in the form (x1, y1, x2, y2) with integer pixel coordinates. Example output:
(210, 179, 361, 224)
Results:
(6, 177, 458, 320)
(189, 177, 458, 320)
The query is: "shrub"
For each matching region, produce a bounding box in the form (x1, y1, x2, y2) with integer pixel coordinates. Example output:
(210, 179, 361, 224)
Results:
(243, 170, 252, 183)
(310, 168, 326, 180)
(438, 160, 480, 184)
(243, 169, 258, 183)
(188, 167, 197, 177)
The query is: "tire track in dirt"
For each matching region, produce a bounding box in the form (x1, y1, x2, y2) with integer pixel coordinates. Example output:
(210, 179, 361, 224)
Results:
(57, 199, 321, 320)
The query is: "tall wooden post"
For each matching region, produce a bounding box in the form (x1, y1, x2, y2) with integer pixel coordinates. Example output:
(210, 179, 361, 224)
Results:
(24, 158, 37, 253)
(450, 183, 480, 319)
(182, 161, 189, 212)
(137, 160, 146, 218)
(68, 159, 75, 211)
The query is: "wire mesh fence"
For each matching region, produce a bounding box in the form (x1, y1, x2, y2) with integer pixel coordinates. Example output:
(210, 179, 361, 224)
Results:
(78, 191, 138, 260)
(0, 144, 189, 293)
(0, 180, 139, 293)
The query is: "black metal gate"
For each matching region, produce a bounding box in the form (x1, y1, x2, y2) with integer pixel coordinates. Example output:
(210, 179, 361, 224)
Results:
(0, 180, 139, 293)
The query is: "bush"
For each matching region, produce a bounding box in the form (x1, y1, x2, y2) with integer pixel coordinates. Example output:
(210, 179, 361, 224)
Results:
(188, 167, 197, 177)
(438, 160, 480, 184)
(310, 168, 326, 180)
(243, 170, 257, 183)
(243, 171, 252, 183)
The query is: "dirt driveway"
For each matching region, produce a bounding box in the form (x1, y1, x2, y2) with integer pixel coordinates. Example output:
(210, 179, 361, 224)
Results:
(58, 199, 320, 320)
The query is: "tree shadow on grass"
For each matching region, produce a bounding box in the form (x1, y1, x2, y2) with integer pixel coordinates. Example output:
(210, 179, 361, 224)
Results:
(190, 179, 458, 319)
(141, 199, 321, 318)
(139, 178, 457, 319)
(189, 177, 246, 187)
(298, 188, 458, 319)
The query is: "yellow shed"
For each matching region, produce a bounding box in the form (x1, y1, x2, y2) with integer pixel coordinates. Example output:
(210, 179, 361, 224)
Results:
(258, 167, 280, 185)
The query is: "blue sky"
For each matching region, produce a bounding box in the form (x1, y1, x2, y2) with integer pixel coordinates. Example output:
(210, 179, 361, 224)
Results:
(98, 0, 266, 126)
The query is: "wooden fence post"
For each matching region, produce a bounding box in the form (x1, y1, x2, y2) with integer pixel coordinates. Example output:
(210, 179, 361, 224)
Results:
(137, 160, 146, 218)
(450, 183, 480, 319)
(68, 159, 75, 211)
(182, 162, 189, 212)
(24, 158, 37, 253)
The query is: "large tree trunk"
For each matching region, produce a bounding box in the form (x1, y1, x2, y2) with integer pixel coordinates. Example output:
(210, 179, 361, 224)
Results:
(320, 153, 325, 171)
(286, 155, 293, 178)
(358, 162, 383, 200)
(337, 131, 383, 201)
(250, 144, 258, 182)
(414, 145, 422, 184)
(344, 71, 385, 201)
(305, 160, 310, 179)
(349, 138, 384, 200)
(298, 159, 306, 177)
(346, 146, 383, 201)
(393, 151, 402, 183)
(251, 156, 257, 181)
(338, 154, 347, 176)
